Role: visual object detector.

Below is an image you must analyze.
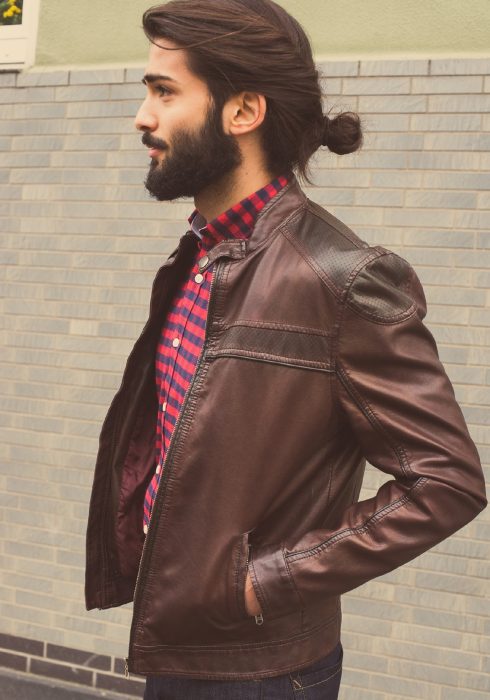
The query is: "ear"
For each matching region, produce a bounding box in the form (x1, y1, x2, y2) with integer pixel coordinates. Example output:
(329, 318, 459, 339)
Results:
(222, 92, 267, 137)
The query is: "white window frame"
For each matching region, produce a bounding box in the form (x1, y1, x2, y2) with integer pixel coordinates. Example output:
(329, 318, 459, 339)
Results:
(0, 0, 41, 69)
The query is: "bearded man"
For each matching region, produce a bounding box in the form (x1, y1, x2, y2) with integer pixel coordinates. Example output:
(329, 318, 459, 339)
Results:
(85, 2, 487, 699)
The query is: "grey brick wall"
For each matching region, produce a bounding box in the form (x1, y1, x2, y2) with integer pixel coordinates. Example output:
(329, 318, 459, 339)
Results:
(1, 58, 489, 698)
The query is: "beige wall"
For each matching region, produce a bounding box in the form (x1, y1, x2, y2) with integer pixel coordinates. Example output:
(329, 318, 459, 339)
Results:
(36, 0, 490, 66)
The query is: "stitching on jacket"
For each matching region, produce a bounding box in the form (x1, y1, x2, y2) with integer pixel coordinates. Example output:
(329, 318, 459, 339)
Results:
(206, 260, 231, 340)
(255, 178, 299, 222)
(284, 549, 306, 609)
(280, 226, 342, 298)
(222, 319, 333, 338)
(243, 200, 308, 260)
(207, 349, 333, 372)
(249, 557, 270, 613)
(339, 247, 385, 307)
(345, 301, 417, 325)
(325, 461, 335, 520)
(343, 246, 417, 325)
(306, 199, 369, 248)
(286, 478, 428, 563)
(135, 335, 216, 632)
(233, 535, 246, 619)
(134, 608, 339, 653)
(337, 363, 413, 478)
(345, 251, 419, 324)
(280, 204, 379, 300)
(275, 201, 309, 230)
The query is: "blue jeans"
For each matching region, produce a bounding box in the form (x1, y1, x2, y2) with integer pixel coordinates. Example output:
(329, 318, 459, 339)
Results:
(143, 642, 343, 699)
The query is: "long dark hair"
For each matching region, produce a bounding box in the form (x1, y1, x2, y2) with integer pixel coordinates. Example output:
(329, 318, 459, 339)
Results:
(142, 0, 363, 182)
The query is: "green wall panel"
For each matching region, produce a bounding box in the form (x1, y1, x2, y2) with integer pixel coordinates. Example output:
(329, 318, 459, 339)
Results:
(36, 0, 490, 66)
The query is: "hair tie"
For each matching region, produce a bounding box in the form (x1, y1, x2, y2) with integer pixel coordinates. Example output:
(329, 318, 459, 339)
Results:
(321, 115, 331, 146)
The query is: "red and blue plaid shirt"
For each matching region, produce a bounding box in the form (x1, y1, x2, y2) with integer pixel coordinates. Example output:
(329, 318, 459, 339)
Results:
(143, 174, 291, 532)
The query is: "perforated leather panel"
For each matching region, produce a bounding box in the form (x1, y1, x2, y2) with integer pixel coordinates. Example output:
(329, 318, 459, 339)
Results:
(208, 324, 333, 371)
(347, 253, 416, 322)
(284, 202, 372, 294)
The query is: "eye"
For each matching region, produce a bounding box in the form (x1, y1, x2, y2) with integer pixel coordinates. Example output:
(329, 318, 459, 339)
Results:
(156, 85, 172, 98)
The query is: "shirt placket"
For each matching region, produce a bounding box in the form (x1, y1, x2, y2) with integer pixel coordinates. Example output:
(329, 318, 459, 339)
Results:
(145, 246, 212, 532)
(160, 258, 206, 455)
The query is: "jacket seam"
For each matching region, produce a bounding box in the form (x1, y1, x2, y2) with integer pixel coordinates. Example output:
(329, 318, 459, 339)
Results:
(345, 251, 418, 325)
(133, 608, 339, 652)
(336, 363, 413, 478)
(345, 301, 417, 325)
(334, 249, 416, 479)
(281, 200, 374, 298)
(234, 535, 248, 620)
(286, 477, 428, 563)
(208, 349, 332, 371)
(134, 308, 219, 637)
(329, 248, 386, 410)
(280, 225, 342, 299)
(305, 199, 370, 249)
(284, 549, 306, 609)
(255, 178, 298, 221)
(222, 319, 333, 337)
(339, 247, 387, 306)
(249, 557, 270, 614)
(248, 189, 308, 256)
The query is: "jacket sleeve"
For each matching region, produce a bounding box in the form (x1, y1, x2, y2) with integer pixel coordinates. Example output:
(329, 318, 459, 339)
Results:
(247, 251, 487, 617)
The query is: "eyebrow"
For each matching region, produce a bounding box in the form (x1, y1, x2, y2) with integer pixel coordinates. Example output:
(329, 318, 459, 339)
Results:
(142, 73, 180, 85)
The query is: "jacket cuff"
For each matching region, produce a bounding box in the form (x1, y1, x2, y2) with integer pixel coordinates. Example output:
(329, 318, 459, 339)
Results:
(248, 543, 303, 618)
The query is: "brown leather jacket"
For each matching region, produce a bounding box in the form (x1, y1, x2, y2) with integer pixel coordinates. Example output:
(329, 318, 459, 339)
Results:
(85, 178, 486, 680)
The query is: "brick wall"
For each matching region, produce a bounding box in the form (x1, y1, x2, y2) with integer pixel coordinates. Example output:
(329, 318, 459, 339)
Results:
(0, 59, 489, 699)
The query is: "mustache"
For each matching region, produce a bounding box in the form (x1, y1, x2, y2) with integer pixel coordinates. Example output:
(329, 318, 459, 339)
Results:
(141, 132, 168, 151)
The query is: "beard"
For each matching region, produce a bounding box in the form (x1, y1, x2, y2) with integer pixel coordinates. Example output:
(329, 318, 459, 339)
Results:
(142, 101, 242, 201)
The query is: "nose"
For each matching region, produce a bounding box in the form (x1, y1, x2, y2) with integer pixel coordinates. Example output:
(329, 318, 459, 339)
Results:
(134, 96, 157, 133)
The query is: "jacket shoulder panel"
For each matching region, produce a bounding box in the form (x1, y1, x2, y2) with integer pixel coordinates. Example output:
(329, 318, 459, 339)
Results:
(282, 198, 377, 296)
(346, 250, 419, 323)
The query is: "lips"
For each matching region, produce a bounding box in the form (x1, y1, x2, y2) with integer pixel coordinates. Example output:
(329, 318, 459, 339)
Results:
(141, 133, 166, 157)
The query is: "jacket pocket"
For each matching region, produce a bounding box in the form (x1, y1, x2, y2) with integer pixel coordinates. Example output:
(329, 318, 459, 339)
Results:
(229, 529, 256, 623)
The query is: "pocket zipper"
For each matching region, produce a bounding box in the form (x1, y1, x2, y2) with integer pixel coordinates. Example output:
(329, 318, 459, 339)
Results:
(246, 543, 264, 625)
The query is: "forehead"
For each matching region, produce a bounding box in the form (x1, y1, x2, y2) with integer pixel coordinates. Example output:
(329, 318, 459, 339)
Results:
(144, 38, 204, 89)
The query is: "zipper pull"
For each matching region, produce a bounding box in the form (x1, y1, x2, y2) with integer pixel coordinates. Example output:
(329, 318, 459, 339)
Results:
(254, 613, 264, 625)
(124, 657, 130, 679)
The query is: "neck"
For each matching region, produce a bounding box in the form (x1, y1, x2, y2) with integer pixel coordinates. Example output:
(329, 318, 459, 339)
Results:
(194, 165, 276, 223)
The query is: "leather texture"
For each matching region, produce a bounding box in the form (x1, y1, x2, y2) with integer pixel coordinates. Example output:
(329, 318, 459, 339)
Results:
(85, 177, 487, 680)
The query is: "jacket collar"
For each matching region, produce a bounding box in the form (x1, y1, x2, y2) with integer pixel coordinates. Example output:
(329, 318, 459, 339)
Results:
(194, 176, 308, 271)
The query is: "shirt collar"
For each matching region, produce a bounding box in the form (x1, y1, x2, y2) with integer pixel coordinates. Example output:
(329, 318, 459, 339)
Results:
(188, 172, 293, 250)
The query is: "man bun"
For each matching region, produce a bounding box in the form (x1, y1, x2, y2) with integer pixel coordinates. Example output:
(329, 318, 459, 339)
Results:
(322, 112, 363, 155)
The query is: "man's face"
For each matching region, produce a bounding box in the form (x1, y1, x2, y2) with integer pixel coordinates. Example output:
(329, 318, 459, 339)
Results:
(135, 40, 242, 201)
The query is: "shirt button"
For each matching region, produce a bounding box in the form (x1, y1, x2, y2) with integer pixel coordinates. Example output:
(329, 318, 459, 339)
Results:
(156, 464, 161, 475)
(172, 337, 180, 348)
(143, 524, 148, 534)
(194, 273, 204, 284)
(161, 401, 167, 412)
(198, 255, 209, 270)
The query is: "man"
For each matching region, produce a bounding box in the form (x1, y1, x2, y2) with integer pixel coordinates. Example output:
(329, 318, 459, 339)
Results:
(85, 1, 487, 698)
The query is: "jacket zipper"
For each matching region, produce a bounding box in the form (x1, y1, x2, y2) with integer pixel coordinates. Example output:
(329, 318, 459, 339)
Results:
(245, 543, 264, 625)
(125, 259, 234, 673)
